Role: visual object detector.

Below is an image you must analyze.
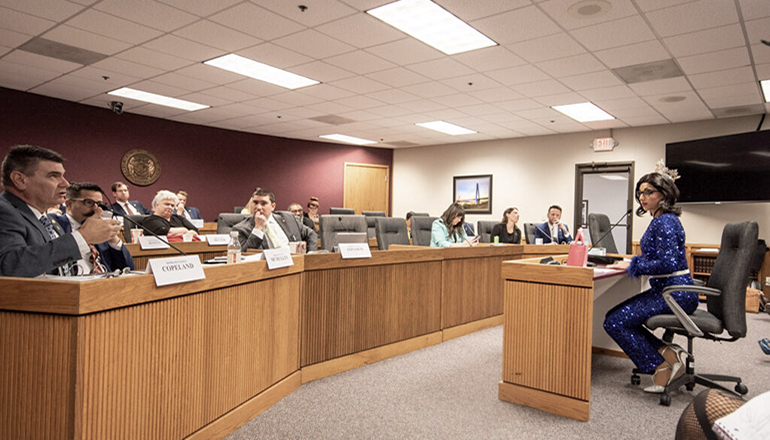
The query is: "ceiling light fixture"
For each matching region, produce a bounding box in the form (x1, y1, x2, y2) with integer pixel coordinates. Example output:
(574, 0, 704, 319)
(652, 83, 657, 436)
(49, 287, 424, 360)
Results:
(761, 79, 770, 102)
(367, 0, 497, 55)
(107, 87, 209, 111)
(552, 102, 615, 122)
(205, 54, 319, 90)
(319, 134, 377, 145)
(416, 121, 476, 135)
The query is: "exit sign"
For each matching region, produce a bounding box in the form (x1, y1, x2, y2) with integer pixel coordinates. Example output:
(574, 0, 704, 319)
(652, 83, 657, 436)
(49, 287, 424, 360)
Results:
(593, 137, 616, 151)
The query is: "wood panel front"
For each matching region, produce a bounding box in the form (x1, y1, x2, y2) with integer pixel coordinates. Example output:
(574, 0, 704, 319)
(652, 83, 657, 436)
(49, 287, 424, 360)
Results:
(442, 255, 507, 328)
(301, 260, 442, 367)
(124, 242, 228, 270)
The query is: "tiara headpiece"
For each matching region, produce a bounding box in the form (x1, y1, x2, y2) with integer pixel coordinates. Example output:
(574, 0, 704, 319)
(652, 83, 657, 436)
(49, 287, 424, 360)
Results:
(654, 159, 680, 181)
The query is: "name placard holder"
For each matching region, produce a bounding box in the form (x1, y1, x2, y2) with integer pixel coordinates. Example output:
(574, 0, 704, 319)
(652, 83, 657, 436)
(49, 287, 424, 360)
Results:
(139, 235, 170, 250)
(339, 243, 372, 259)
(206, 234, 231, 245)
(146, 255, 206, 286)
(263, 248, 294, 269)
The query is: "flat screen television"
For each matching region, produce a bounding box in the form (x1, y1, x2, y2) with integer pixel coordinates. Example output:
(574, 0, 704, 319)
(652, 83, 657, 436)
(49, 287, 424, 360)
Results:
(665, 130, 770, 203)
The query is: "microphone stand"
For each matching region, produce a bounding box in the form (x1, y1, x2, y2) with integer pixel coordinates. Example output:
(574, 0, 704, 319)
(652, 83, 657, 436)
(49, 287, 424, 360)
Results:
(99, 203, 187, 256)
(593, 209, 632, 251)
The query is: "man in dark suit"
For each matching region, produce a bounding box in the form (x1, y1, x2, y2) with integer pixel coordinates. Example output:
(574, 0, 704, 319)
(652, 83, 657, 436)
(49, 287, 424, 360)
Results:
(175, 190, 202, 220)
(534, 204, 573, 244)
(110, 181, 151, 215)
(0, 145, 122, 277)
(49, 182, 134, 274)
(232, 188, 318, 252)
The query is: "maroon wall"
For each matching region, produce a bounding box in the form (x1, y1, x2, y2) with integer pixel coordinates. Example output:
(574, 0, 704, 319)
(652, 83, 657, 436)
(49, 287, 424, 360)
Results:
(0, 87, 393, 220)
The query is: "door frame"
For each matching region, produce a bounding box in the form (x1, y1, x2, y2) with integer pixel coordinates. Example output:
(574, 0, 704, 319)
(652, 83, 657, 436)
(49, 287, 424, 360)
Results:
(574, 161, 635, 253)
(343, 162, 391, 215)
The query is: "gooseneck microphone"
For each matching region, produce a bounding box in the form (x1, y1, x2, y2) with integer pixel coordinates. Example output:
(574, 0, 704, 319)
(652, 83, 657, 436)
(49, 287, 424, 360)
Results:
(593, 209, 632, 250)
(98, 202, 187, 256)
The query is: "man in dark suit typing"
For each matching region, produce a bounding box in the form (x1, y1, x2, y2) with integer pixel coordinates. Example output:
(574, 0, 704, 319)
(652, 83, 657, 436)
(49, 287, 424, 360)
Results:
(49, 182, 134, 274)
(232, 188, 318, 252)
(110, 181, 151, 216)
(0, 145, 123, 277)
(534, 204, 573, 244)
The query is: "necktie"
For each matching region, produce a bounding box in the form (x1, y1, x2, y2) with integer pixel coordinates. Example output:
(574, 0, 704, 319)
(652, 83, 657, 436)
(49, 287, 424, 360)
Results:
(39, 215, 58, 240)
(89, 245, 106, 273)
(551, 224, 558, 243)
(265, 224, 280, 249)
(124, 203, 137, 215)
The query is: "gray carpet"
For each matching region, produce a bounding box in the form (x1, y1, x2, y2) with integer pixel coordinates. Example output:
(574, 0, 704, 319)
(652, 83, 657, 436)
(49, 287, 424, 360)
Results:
(227, 309, 770, 440)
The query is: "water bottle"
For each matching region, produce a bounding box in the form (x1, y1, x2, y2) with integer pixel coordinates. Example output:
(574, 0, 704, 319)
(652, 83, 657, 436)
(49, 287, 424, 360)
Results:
(227, 231, 241, 264)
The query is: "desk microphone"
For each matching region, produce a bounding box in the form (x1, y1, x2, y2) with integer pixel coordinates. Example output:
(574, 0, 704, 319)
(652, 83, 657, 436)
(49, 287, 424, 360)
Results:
(98, 202, 187, 256)
(593, 209, 632, 249)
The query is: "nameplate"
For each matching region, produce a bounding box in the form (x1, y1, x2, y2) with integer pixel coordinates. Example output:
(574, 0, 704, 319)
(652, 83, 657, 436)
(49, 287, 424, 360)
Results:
(139, 235, 170, 249)
(339, 243, 372, 259)
(190, 219, 204, 228)
(146, 255, 206, 287)
(263, 248, 293, 269)
(206, 234, 231, 245)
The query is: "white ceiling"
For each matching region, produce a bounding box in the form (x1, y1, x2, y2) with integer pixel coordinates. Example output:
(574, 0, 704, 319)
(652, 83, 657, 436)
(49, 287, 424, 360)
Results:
(1, 0, 768, 148)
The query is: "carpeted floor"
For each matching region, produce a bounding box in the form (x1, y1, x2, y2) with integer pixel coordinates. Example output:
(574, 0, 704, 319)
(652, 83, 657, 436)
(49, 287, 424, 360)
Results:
(227, 308, 770, 440)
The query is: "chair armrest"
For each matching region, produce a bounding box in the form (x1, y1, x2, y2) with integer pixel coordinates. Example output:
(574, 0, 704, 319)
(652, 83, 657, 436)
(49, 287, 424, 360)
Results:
(660, 284, 721, 338)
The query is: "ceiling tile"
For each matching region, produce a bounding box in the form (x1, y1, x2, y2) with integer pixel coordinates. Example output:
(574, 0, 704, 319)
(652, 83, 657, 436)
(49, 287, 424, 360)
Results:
(634, 0, 696, 13)
(621, 114, 670, 126)
(173, 20, 262, 53)
(129, 80, 194, 98)
(366, 89, 419, 105)
(663, 24, 745, 58)
(472, 5, 561, 45)
(440, 0, 530, 22)
(699, 82, 760, 100)
(739, 0, 770, 20)
(0, 59, 62, 89)
(202, 85, 260, 103)
(677, 47, 751, 75)
(258, 0, 357, 27)
(90, 57, 165, 79)
(400, 81, 458, 99)
(756, 63, 770, 79)
(580, 85, 638, 101)
(506, 33, 586, 63)
(397, 99, 447, 113)
(291, 61, 356, 83)
(688, 66, 756, 89)
(66, 9, 163, 45)
(431, 94, 485, 108)
(533, 91, 587, 107)
(571, 16, 657, 51)
(0, 6, 56, 35)
(645, 0, 739, 37)
(30, 81, 100, 102)
(330, 75, 390, 94)
(236, 43, 313, 70)
(629, 76, 692, 96)
(158, 0, 243, 18)
(270, 90, 324, 107)
(226, 78, 288, 97)
(485, 64, 551, 86)
(42, 25, 131, 56)
(538, 0, 639, 30)
(441, 74, 502, 92)
(177, 92, 233, 107)
(494, 98, 544, 112)
(117, 46, 194, 71)
(325, 50, 396, 75)
(151, 72, 217, 92)
(365, 67, 430, 88)
(317, 13, 404, 49)
(273, 29, 355, 59)
(559, 70, 624, 91)
(406, 58, 475, 81)
(210, 3, 306, 40)
(745, 16, 770, 44)
(452, 46, 528, 72)
(468, 87, 525, 103)
(334, 94, 385, 110)
(294, 84, 356, 101)
(3, 49, 82, 73)
(365, 38, 443, 66)
(512, 79, 571, 97)
(750, 43, 770, 65)
(593, 40, 669, 69)
(143, 35, 224, 62)
(70, 66, 142, 88)
(536, 53, 605, 78)
(0, 28, 34, 48)
(94, 0, 198, 32)
(2, 0, 84, 22)
(175, 63, 244, 85)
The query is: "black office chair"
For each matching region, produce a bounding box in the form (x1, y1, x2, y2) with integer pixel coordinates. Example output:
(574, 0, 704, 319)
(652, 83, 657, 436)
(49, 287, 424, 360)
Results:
(477, 221, 497, 243)
(122, 214, 148, 242)
(523, 222, 537, 244)
(410, 216, 437, 246)
(588, 213, 619, 254)
(216, 213, 251, 235)
(634, 221, 758, 406)
(375, 217, 410, 250)
(318, 214, 367, 251)
(329, 207, 355, 215)
(362, 211, 386, 239)
(411, 212, 430, 217)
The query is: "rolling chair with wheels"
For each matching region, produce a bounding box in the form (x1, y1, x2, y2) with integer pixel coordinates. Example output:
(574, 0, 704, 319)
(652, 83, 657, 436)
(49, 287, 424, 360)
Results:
(631, 221, 758, 406)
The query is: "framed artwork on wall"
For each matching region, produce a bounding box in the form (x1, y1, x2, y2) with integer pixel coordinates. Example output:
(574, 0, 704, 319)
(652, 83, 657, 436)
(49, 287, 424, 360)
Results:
(453, 175, 492, 214)
(581, 200, 588, 228)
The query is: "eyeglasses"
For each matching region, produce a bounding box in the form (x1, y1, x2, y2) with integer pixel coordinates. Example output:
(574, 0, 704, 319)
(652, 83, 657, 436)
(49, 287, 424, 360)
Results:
(309, 204, 319, 209)
(70, 198, 100, 207)
(290, 209, 303, 214)
(636, 189, 659, 198)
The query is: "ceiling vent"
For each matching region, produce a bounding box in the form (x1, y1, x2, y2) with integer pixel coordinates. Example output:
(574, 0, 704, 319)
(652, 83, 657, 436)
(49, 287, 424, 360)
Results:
(712, 104, 765, 118)
(18, 38, 108, 65)
(309, 115, 357, 125)
(612, 59, 683, 84)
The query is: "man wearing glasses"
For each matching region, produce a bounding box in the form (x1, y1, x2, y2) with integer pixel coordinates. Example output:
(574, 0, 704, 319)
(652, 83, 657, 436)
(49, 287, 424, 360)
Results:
(49, 182, 134, 274)
(0, 145, 122, 277)
(289, 202, 314, 229)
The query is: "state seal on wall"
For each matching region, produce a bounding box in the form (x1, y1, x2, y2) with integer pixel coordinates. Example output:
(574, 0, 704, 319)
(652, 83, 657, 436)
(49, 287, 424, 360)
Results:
(121, 149, 161, 186)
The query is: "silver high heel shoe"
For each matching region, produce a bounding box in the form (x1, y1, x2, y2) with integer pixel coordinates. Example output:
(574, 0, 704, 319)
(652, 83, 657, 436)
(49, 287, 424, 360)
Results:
(643, 347, 684, 394)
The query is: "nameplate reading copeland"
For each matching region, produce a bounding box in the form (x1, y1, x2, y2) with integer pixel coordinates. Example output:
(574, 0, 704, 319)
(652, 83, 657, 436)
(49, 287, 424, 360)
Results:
(339, 243, 372, 259)
(139, 235, 170, 250)
(146, 255, 206, 286)
(206, 234, 231, 245)
(263, 248, 294, 270)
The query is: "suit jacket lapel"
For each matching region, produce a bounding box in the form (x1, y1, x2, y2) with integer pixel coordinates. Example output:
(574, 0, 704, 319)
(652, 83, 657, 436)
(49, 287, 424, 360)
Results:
(3, 191, 50, 241)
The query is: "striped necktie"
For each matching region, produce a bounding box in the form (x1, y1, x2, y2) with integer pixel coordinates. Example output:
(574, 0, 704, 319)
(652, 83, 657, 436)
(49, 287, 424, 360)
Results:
(39, 215, 58, 240)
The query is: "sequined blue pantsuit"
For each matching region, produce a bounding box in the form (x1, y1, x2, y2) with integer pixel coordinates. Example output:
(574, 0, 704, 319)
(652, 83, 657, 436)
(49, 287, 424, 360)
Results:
(603, 213, 699, 374)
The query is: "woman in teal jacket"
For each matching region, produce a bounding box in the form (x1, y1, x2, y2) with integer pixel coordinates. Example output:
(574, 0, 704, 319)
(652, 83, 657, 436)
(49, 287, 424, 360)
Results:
(430, 203, 478, 248)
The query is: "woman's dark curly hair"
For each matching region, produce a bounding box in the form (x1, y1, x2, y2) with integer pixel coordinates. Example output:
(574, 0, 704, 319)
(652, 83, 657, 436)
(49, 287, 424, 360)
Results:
(635, 172, 681, 217)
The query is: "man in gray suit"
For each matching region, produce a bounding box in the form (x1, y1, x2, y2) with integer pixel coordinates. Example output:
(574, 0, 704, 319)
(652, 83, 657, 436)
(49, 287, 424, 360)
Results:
(0, 145, 122, 277)
(232, 188, 318, 252)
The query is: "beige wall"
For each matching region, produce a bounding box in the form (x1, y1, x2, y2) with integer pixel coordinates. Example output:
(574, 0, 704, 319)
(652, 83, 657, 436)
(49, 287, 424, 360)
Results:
(393, 116, 770, 244)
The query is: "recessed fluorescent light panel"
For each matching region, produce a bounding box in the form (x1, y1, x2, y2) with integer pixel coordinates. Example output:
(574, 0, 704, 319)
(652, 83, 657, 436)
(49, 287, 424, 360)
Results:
(108, 87, 209, 111)
(367, 0, 497, 55)
(761, 79, 770, 102)
(319, 134, 377, 145)
(205, 54, 319, 90)
(552, 102, 615, 122)
(416, 121, 476, 135)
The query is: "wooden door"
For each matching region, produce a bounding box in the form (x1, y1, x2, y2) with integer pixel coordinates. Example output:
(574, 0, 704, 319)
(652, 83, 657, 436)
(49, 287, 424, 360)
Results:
(343, 163, 389, 214)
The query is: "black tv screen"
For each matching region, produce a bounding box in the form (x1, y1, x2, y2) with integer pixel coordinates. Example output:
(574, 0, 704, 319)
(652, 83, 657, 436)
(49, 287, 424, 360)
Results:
(665, 130, 770, 204)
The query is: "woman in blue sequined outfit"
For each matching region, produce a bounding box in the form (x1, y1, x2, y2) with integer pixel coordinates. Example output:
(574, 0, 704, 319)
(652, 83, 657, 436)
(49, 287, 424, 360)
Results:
(604, 172, 699, 393)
